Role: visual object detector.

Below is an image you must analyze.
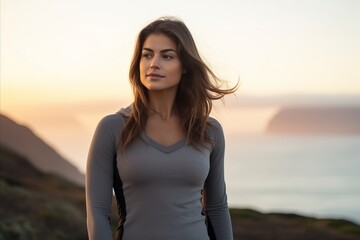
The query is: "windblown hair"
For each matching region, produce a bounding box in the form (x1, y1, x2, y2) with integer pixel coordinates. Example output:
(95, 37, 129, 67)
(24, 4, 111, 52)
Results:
(120, 17, 238, 150)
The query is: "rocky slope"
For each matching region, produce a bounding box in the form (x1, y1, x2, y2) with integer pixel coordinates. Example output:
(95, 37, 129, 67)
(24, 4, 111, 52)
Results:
(0, 113, 84, 185)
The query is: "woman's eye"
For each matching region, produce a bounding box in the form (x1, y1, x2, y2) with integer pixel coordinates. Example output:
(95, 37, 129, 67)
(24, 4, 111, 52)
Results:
(142, 53, 152, 59)
(162, 55, 174, 60)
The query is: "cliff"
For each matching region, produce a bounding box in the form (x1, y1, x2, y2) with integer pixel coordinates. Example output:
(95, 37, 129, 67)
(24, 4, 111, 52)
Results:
(266, 107, 360, 135)
(0, 113, 84, 185)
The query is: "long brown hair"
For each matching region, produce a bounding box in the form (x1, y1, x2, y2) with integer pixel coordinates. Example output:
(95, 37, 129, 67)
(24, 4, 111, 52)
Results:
(120, 17, 238, 150)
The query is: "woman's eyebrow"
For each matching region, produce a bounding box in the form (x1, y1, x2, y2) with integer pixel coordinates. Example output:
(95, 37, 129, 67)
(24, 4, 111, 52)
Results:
(143, 47, 177, 53)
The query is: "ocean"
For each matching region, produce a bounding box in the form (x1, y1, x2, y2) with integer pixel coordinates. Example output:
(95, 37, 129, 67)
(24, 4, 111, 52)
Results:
(225, 135, 360, 224)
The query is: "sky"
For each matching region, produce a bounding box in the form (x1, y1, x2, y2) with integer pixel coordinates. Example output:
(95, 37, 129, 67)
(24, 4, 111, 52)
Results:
(1, 0, 360, 172)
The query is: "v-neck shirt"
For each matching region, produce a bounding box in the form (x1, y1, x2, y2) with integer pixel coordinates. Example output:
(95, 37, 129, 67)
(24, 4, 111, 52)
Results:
(140, 131, 187, 154)
(86, 107, 233, 240)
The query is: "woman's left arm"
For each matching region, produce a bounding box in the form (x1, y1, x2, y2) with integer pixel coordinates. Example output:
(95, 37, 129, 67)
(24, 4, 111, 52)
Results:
(205, 119, 233, 240)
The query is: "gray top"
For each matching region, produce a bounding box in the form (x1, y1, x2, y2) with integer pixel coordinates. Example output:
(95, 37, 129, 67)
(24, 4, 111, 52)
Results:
(86, 107, 233, 240)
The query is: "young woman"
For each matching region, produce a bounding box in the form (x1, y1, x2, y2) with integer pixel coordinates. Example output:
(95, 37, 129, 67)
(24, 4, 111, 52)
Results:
(86, 17, 237, 240)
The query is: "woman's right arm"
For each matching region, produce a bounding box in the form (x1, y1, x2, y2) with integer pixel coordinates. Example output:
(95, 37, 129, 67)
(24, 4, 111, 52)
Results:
(86, 115, 119, 240)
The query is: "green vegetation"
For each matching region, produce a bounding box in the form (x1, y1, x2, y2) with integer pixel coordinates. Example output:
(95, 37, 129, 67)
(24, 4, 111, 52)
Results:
(0, 217, 36, 240)
(0, 145, 87, 240)
(230, 209, 360, 240)
(230, 208, 265, 220)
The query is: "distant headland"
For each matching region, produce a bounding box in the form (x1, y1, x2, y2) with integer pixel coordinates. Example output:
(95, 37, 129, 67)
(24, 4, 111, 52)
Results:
(266, 107, 360, 135)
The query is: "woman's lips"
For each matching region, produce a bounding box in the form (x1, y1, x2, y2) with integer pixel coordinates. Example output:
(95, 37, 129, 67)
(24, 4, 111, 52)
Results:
(146, 73, 165, 78)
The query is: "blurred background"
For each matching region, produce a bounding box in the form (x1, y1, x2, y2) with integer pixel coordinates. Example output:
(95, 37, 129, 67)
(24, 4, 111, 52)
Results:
(1, 0, 360, 239)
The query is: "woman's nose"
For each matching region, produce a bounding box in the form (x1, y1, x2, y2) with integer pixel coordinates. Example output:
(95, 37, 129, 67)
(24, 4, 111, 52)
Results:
(150, 56, 160, 69)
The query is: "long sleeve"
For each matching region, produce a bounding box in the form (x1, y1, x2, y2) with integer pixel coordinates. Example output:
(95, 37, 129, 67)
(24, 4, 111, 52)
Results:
(205, 118, 233, 240)
(86, 114, 123, 240)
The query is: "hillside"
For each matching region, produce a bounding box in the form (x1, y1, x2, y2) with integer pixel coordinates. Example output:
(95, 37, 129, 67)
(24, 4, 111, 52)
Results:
(266, 107, 360, 135)
(1, 145, 360, 239)
(0, 113, 84, 185)
(231, 209, 360, 240)
(0, 144, 87, 239)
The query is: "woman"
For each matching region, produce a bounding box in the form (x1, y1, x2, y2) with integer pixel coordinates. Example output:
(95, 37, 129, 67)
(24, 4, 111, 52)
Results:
(86, 17, 237, 240)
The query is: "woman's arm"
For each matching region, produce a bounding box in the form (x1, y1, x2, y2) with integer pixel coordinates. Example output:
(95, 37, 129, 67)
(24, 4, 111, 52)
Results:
(86, 115, 121, 240)
(205, 119, 233, 240)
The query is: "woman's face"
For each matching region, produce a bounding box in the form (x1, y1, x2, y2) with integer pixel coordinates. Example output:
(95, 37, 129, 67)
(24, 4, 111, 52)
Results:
(139, 33, 184, 93)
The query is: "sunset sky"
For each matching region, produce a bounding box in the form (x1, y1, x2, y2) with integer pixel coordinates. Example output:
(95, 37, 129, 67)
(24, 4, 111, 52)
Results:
(1, 0, 360, 172)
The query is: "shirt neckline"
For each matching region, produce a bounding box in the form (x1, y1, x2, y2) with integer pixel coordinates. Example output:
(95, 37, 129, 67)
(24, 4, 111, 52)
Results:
(140, 132, 187, 154)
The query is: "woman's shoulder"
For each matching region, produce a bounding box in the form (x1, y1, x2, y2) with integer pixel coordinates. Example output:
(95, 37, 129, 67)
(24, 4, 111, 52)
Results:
(207, 116, 224, 138)
(97, 105, 131, 130)
(207, 116, 222, 128)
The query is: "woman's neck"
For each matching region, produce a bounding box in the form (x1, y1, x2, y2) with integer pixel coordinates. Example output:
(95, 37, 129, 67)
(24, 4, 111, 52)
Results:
(148, 91, 177, 120)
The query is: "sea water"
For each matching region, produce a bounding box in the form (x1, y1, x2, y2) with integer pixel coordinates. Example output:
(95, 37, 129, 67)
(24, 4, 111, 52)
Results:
(225, 135, 360, 224)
